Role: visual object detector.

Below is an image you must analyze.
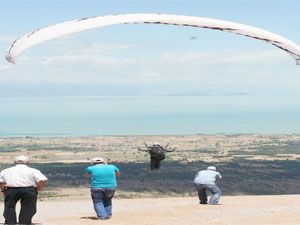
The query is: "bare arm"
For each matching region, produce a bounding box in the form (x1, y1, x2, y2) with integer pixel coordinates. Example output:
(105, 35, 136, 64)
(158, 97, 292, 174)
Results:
(0, 182, 6, 192)
(165, 147, 176, 152)
(116, 172, 121, 177)
(138, 148, 149, 152)
(36, 180, 47, 190)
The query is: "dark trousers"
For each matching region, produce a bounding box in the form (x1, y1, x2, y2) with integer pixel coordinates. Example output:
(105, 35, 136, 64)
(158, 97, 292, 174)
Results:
(150, 158, 161, 170)
(3, 187, 38, 225)
(196, 186, 208, 204)
(194, 183, 221, 204)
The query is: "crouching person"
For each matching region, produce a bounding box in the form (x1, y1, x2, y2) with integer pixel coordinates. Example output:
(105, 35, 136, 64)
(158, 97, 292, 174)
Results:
(86, 157, 121, 220)
(194, 166, 222, 205)
(0, 155, 47, 225)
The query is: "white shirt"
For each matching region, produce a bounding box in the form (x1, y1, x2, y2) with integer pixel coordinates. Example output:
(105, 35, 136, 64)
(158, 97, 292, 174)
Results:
(0, 164, 48, 187)
(194, 169, 222, 185)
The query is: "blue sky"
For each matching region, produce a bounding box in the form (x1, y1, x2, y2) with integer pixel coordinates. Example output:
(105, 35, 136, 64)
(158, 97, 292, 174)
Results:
(0, 0, 300, 97)
(0, 0, 300, 135)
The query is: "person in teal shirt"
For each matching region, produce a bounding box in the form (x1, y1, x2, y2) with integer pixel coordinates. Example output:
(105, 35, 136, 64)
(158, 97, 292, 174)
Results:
(86, 157, 121, 220)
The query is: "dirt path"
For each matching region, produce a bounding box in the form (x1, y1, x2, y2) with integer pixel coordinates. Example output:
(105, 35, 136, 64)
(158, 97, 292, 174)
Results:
(0, 195, 299, 225)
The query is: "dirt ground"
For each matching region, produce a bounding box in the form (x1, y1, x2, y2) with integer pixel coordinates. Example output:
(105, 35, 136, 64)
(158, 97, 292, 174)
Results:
(0, 195, 299, 225)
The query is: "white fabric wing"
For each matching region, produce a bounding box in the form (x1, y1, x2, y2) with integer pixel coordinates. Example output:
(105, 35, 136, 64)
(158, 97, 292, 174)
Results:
(5, 13, 300, 65)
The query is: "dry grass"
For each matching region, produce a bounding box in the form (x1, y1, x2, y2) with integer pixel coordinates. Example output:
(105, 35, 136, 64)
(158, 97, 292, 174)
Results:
(1, 134, 300, 164)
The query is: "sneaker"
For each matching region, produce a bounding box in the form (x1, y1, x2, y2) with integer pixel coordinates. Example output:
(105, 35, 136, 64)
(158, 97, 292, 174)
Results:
(99, 217, 109, 220)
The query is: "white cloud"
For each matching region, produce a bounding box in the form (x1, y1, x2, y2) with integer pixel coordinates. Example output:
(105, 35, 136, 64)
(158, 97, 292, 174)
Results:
(0, 63, 12, 71)
(162, 49, 289, 65)
(0, 33, 15, 43)
(139, 72, 161, 79)
(42, 53, 139, 66)
(1, 40, 299, 96)
(51, 41, 136, 54)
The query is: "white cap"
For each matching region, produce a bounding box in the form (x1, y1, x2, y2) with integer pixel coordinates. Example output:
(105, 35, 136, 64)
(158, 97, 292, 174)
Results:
(91, 157, 105, 163)
(15, 155, 29, 164)
(207, 166, 216, 171)
(153, 143, 160, 146)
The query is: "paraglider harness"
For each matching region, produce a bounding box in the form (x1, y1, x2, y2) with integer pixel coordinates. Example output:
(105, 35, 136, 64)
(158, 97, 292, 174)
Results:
(150, 146, 166, 160)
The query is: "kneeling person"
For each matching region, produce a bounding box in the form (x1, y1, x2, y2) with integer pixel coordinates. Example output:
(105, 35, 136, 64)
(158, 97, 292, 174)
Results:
(194, 166, 222, 205)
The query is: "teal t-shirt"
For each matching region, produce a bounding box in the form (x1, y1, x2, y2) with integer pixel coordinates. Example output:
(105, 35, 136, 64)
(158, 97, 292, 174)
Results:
(86, 164, 119, 188)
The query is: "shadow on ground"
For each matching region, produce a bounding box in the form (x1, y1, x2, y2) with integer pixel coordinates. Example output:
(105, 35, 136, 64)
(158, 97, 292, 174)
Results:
(1, 159, 299, 195)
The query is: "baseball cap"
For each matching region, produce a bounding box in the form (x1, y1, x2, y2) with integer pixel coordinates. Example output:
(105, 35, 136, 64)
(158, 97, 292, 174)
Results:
(15, 155, 29, 164)
(207, 166, 216, 171)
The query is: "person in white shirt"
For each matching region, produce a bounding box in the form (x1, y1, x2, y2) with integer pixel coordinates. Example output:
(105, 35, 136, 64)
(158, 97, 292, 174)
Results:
(193, 166, 222, 205)
(0, 155, 48, 225)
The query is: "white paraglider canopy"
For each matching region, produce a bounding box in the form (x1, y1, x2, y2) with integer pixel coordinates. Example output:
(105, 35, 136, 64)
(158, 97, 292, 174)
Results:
(5, 13, 300, 65)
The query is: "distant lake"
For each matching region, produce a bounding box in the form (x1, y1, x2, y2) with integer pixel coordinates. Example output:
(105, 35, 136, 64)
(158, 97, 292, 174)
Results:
(0, 95, 300, 136)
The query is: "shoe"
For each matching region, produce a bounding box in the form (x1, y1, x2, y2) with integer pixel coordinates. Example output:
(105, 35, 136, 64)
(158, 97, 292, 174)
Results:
(99, 217, 109, 220)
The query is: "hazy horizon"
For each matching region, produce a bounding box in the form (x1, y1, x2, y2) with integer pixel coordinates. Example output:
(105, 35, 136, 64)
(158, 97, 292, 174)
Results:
(1, 95, 300, 136)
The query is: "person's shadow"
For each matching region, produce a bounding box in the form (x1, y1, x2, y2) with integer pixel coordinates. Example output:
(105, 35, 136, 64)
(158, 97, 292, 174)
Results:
(80, 216, 99, 220)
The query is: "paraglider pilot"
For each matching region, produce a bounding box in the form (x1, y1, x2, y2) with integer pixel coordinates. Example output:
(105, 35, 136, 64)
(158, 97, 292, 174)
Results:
(138, 143, 176, 170)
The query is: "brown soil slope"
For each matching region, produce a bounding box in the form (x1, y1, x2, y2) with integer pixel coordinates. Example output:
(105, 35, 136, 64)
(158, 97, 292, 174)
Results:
(1, 195, 299, 225)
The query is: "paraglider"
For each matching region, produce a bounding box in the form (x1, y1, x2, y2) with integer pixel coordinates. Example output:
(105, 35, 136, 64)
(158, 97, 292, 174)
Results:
(4, 13, 300, 65)
(138, 142, 176, 170)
